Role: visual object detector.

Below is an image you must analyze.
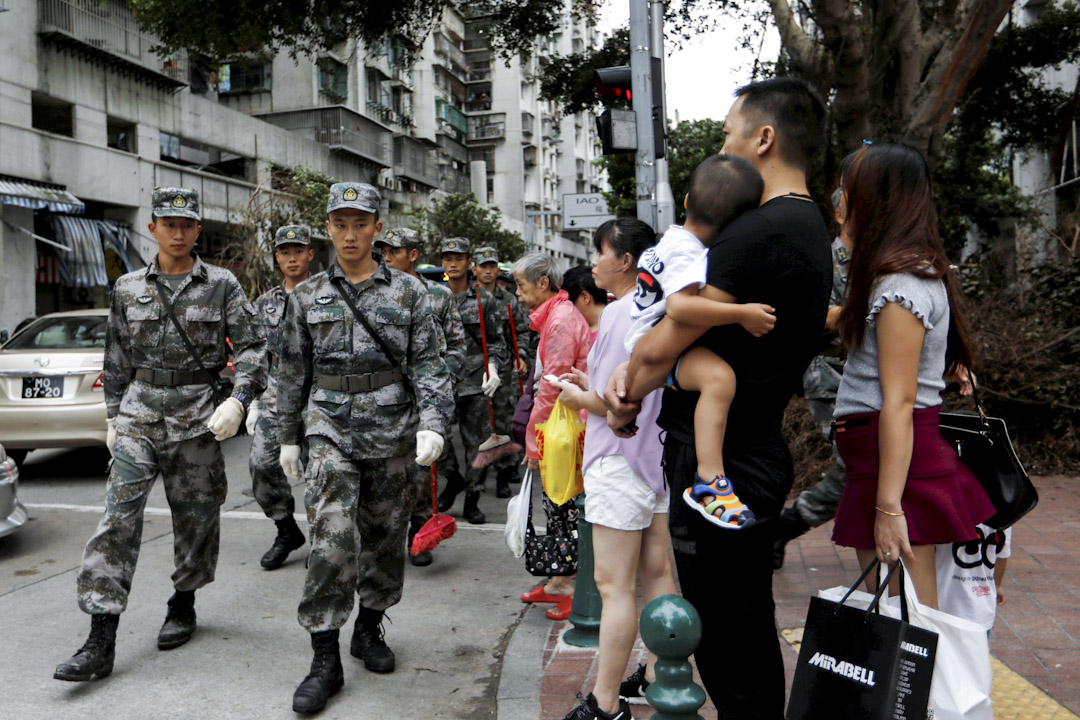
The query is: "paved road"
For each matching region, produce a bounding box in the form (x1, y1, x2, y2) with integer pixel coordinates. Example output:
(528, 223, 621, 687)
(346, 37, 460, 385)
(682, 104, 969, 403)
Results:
(0, 438, 543, 719)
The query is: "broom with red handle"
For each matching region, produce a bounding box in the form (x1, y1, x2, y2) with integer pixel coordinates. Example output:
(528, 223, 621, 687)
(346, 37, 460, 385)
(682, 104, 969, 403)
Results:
(506, 302, 525, 395)
(472, 293, 522, 468)
(411, 462, 456, 555)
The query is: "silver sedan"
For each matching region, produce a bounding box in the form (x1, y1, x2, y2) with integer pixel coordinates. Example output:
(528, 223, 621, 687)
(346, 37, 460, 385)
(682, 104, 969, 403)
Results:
(0, 443, 27, 537)
(0, 309, 108, 465)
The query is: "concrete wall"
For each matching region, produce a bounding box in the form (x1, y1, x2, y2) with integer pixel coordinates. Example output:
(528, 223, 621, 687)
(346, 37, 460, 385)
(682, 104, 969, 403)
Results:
(0, 206, 37, 335)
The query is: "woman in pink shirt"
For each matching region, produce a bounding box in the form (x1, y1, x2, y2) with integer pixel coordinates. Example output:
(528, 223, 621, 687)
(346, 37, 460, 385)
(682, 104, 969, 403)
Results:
(513, 253, 593, 609)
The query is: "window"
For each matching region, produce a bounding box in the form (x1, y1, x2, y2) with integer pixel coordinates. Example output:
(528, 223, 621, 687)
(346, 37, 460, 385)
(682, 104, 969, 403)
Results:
(31, 92, 73, 137)
(318, 57, 349, 102)
(217, 61, 272, 94)
(6, 316, 107, 349)
(107, 116, 136, 153)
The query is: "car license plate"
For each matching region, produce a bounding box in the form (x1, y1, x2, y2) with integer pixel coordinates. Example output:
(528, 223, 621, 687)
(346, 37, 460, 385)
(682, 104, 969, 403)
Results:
(22, 376, 64, 399)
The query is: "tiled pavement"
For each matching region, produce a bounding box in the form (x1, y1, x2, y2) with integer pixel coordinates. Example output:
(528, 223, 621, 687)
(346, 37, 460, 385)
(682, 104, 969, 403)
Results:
(529, 475, 1080, 719)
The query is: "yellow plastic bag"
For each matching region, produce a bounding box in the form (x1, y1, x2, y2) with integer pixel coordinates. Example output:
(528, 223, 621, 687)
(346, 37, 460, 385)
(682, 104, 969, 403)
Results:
(535, 399, 586, 506)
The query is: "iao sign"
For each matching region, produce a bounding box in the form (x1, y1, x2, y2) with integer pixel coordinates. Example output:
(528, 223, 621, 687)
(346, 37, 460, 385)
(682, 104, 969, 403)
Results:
(562, 193, 615, 230)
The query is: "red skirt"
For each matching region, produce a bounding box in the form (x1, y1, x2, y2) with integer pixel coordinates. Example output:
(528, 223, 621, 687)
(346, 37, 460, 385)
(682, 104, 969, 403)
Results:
(831, 406, 995, 549)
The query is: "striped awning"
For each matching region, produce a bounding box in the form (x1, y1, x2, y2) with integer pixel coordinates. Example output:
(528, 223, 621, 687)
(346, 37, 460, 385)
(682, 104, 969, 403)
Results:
(0, 179, 85, 215)
(48, 216, 109, 287)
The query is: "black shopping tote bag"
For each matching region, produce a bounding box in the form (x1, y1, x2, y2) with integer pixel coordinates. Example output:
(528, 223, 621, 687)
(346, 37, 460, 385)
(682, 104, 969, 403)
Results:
(787, 561, 938, 720)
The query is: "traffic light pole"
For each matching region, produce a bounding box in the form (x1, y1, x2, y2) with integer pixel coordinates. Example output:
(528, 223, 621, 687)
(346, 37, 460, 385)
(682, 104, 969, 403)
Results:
(651, 0, 676, 236)
(629, 0, 657, 230)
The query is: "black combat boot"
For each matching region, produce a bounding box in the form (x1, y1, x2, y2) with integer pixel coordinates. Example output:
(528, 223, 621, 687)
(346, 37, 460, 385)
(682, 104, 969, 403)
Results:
(292, 630, 344, 714)
(261, 514, 307, 570)
(408, 519, 433, 567)
(463, 490, 486, 525)
(54, 613, 119, 682)
(772, 505, 812, 571)
(157, 590, 197, 650)
(495, 466, 514, 499)
(436, 469, 465, 512)
(350, 605, 395, 673)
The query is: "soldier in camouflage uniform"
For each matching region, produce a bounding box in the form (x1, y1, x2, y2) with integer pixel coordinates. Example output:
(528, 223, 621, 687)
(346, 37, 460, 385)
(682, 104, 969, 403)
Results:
(55, 187, 267, 683)
(245, 224, 314, 570)
(276, 183, 452, 714)
(773, 194, 851, 570)
(472, 246, 529, 498)
(374, 228, 466, 567)
(436, 237, 510, 525)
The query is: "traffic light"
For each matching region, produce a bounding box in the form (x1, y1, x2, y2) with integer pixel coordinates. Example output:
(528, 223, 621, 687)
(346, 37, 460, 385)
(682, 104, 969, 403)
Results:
(593, 59, 665, 158)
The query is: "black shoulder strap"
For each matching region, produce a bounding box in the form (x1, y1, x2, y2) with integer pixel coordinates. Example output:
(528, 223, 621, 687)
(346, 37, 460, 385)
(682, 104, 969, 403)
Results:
(329, 276, 401, 369)
(153, 276, 219, 386)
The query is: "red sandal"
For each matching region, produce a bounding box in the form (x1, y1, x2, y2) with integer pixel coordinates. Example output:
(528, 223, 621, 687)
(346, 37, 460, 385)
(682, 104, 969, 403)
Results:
(545, 595, 574, 621)
(521, 584, 570, 604)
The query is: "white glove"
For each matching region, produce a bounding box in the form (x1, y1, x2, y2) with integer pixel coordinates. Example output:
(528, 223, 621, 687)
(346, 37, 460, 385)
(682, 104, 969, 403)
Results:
(106, 418, 116, 457)
(207, 397, 245, 441)
(481, 362, 501, 397)
(415, 430, 444, 466)
(245, 400, 260, 436)
(280, 444, 303, 483)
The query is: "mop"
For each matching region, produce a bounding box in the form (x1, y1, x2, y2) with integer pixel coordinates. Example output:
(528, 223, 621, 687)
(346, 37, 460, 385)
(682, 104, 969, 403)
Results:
(472, 293, 522, 468)
(410, 463, 456, 555)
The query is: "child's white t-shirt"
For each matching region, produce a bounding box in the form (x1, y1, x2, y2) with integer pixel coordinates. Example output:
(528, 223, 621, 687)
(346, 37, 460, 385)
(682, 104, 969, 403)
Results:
(935, 524, 1012, 630)
(624, 225, 706, 355)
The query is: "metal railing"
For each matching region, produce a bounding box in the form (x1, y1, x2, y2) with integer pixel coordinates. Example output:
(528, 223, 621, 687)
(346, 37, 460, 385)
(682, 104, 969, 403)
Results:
(39, 0, 187, 84)
(434, 33, 467, 71)
(256, 106, 392, 168)
(467, 123, 505, 142)
(466, 68, 491, 82)
(394, 138, 439, 188)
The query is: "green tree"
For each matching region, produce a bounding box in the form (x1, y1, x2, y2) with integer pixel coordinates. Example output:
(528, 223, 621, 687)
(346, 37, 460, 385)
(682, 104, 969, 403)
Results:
(407, 193, 526, 265)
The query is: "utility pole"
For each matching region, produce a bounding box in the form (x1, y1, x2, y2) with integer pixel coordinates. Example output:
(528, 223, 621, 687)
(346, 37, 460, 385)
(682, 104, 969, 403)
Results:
(629, 0, 656, 229)
(651, 0, 675, 235)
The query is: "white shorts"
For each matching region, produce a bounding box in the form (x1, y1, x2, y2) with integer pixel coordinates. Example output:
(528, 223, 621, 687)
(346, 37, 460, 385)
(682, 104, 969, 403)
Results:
(583, 455, 669, 532)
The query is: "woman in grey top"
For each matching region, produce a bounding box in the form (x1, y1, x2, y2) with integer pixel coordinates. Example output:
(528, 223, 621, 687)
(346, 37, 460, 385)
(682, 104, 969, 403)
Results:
(829, 140, 994, 606)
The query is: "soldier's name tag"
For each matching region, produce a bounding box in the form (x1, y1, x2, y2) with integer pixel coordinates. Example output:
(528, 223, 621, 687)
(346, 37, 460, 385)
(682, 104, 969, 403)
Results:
(266, 305, 277, 313)
(137, 295, 153, 304)
(315, 296, 335, 305)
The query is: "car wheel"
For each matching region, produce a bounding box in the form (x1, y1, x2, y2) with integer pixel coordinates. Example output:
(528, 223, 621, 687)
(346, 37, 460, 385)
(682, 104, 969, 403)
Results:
(6, 449, 28, 466)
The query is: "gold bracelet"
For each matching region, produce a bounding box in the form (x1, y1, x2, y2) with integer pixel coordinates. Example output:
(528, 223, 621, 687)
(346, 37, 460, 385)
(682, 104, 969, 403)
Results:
(875, 506, 905, 517)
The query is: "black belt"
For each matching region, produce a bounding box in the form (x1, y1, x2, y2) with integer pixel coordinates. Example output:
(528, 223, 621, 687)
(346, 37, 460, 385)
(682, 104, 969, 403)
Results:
(134, 368, 210, 386)
(316, 368, 403, 393)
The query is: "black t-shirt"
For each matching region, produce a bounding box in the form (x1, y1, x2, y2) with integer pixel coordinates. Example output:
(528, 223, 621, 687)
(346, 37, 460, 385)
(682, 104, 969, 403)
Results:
(657, 196, 832, 517)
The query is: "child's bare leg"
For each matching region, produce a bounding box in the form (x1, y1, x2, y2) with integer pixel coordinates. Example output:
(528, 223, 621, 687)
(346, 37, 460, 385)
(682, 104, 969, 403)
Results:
(674, 346, 735, 481)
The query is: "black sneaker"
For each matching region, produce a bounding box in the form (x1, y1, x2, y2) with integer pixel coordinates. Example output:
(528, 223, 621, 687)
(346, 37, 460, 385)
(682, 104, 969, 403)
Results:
(562, 692, 631, 720)
(619, 663, 650, 704)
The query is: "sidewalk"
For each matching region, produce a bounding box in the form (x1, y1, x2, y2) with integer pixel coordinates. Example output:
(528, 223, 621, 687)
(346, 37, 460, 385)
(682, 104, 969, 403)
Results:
(514, 475, 1080, 719)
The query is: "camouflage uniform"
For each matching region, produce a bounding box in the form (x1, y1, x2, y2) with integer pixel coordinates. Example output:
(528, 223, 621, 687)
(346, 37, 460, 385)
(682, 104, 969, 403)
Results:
(249, 225, 313, 523)
(793, 237, 850, 527)
(276, 248, 451, 632)
(442, 241, 510, 495)
(77, 189, 267, 615)
(474, 247, 529, 483)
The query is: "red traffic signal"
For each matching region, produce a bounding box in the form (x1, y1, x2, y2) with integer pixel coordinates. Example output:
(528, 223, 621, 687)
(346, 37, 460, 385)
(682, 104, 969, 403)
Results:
(594, 66, 632, 102)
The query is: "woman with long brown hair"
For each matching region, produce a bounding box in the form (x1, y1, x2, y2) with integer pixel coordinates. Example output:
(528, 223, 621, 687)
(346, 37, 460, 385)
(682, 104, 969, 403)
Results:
(830, 140, 994, 605)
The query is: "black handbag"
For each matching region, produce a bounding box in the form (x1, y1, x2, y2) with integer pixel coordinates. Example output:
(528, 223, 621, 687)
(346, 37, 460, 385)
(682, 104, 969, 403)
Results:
(524, 493, 577, 577)
(939, 374, 1037, 530)
(787, 560, 938, 720)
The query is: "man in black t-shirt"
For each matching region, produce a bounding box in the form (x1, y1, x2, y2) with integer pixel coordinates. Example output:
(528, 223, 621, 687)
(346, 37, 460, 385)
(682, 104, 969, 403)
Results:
(607, 78, 831, 720)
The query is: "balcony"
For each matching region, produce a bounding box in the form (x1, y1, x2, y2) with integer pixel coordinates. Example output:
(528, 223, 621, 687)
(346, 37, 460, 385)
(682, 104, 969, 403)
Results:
(434, 33, 468, 73)
(521, 111, 535, 138)
(576, 158, 586, 178)
(467, 113, 506, 143)
(38, 0, 188, 89)
(436, 98, 467, 137)
(255, 106, 392, 169)
(465, 68, 492, 82)
(439, 167, 472, 195)
(394, 136, 439, 188)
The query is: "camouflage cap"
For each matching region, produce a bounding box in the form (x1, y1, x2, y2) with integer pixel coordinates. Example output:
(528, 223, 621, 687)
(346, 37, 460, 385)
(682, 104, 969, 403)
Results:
(152, 187, 200, 221)
(473, 246, 499, 264)
(377, 228, 421, 249)
(274, 224, 311, 247)
(327, 182, 380, 215)
(440, 237, 470, 255)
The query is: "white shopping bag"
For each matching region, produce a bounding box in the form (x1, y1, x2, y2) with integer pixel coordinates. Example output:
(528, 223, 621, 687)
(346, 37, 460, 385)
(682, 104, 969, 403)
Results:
(820, 560, 993, 720)
(504, 468, 533, 558)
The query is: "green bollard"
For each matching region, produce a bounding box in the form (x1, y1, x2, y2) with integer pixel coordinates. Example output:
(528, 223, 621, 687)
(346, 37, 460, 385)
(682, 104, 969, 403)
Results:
(639, 594, 707, 720)
(564, 493, 601, 647)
